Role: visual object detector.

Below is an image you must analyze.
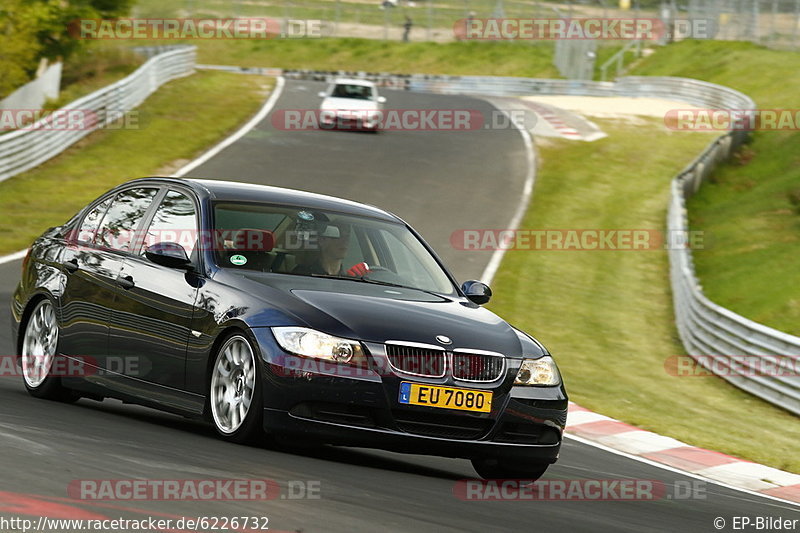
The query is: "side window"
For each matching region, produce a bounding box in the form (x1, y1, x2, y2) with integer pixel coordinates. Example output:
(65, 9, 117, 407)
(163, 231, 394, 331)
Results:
(76, 199, 111, 244)
(141, 190, 198, 257)
(95, 188, 158, 252)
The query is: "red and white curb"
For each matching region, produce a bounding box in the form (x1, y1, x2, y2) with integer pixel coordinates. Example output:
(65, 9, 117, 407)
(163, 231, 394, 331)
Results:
(522, 101, 584, 140)
(485, 97, 606, 142)
(566, 402, 800, 504)
(517, 100, 607, 142)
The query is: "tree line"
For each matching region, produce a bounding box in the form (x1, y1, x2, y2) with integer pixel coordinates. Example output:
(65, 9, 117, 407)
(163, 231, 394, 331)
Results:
(0, 0, 133, 98)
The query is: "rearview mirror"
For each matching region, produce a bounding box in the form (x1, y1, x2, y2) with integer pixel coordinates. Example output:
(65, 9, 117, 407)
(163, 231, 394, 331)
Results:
(145, 242, 191, 269)
(461, 280, 492, 305)
(318, 91, 327, 98)
(377, 96, 387, 104)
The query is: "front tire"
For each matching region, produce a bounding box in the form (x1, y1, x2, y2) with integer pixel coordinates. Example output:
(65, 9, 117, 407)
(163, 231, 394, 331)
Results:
(471, 458, 550, 481)
(209, 333, 263, 443)
(21, 298, 78, 402)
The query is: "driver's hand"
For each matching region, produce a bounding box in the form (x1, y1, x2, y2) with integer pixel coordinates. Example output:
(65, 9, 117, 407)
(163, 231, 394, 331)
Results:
(346, 262, 370, 277)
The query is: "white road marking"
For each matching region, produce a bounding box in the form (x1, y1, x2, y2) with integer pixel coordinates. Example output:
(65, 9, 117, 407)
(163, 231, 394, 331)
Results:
(480, 109, 536, 285)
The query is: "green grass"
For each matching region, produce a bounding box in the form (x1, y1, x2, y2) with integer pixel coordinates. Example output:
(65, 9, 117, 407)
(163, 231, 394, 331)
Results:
(134, 0, 564, 31)
(489, 118, 800, 473)
(145, 37, 563, 78)
(0, 71, 270, 254)
(631, 40, 800, 335)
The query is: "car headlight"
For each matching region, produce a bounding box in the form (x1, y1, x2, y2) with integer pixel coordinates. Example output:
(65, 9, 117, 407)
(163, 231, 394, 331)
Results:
(272, 326, 365, 364)
(514, 356, 561, 386)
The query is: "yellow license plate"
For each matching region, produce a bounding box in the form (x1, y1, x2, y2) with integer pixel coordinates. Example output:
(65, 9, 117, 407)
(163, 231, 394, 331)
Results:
(398, 382, 492, 413)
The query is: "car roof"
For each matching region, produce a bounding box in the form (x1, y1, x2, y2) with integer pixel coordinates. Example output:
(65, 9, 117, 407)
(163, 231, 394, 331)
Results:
(332, 78, 376, 87)
(125, 177, 401, 223)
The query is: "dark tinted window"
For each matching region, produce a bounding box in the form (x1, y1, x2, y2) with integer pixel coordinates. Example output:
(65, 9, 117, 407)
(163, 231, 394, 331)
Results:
(141, 190, 198, 256)
(95, 188, 158, 252)
(331, 84, 374, 100)
(77, 199, 111, 243)
(212, 202, 456, 294)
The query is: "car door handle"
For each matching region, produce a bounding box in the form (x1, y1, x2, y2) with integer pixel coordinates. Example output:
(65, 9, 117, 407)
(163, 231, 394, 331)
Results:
(116, 275, 135, 290)
(63, 259, 79, 273)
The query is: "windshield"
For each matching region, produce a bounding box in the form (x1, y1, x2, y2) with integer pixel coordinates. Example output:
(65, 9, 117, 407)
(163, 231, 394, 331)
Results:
(329, 84, 374, 100)
(212, 202, 456, 295)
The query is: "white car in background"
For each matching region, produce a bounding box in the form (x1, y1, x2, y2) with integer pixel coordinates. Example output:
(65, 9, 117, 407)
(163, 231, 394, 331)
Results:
(318, 79, 387, 132)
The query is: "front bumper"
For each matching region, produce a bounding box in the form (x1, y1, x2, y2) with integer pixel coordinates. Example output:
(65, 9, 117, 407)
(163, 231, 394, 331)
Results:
(254, 330, 568, 463)
(262, 407, 563, 462)
(320, 112, 380, 130)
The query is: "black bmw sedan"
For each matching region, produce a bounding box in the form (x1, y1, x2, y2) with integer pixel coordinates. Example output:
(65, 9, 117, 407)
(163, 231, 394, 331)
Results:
(11, 177, 567, 479)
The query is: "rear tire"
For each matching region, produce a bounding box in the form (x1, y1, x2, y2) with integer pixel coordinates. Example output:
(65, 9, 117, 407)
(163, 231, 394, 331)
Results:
(471, 458, 549, 481)
(209, 332, 264, 444)
(21, 298, 79, 402)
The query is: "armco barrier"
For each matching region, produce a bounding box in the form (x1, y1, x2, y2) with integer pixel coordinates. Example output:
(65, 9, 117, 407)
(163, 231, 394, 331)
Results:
(281, 68, 800, 414)
(0, 45, 196, 183)
(668, 141, 800, 416)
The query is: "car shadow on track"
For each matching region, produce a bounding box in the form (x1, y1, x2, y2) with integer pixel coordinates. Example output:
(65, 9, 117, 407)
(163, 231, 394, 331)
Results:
(60, 395, 466, 481)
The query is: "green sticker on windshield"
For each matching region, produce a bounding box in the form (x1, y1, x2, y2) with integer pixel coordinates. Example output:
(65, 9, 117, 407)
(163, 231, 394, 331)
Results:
(230, 254, 247, 266)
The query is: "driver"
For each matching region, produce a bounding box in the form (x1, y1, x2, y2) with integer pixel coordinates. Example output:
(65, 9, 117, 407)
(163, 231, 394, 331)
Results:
(293, 219, 370, 277)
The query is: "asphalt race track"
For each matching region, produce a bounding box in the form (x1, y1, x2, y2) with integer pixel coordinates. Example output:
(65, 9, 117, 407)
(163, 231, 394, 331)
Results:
(0, 80, 797, 532)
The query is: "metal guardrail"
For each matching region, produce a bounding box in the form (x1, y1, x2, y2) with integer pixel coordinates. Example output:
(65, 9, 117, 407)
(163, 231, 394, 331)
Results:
(281, 70, 755, 107)
(282, 68, 800, 414)
(0, 46, 196, 183)
(668, 138, 800, 417)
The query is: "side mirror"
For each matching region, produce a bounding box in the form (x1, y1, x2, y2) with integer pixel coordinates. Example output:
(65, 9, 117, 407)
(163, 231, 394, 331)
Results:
(318, 91, 327, 98)
(145, 242, 191, 269)
(377, 96, 387, 104)
(461, 280, 492, 305)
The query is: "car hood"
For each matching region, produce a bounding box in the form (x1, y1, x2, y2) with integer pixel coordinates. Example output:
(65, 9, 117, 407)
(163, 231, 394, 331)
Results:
(320, 97, 380, 112)
(222, 272, 526, 356)
(291, 289, 524, 355)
